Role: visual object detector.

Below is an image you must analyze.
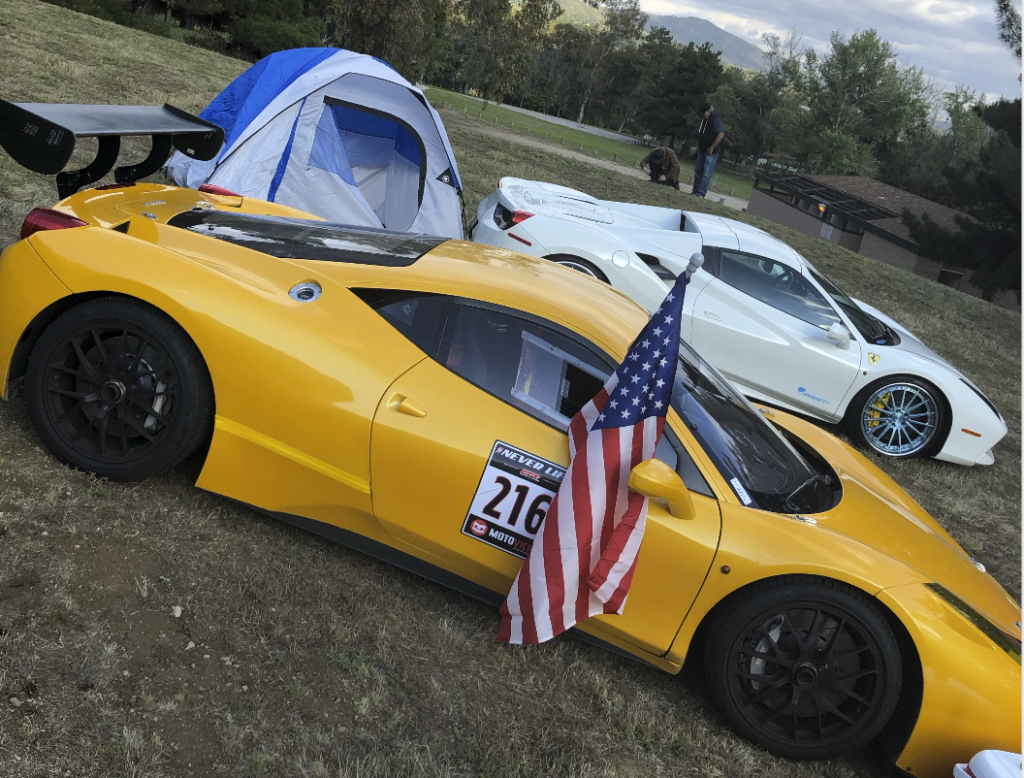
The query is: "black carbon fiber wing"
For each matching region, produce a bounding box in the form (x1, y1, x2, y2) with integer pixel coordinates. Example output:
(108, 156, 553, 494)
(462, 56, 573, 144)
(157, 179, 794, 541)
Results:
(0, 100, 224, 198)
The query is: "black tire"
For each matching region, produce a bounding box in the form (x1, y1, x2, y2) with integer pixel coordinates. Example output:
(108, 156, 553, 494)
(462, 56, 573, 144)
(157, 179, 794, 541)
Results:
(546, 254, 609, 283)
(25, 297, 214, 481)
(844, 375, 947, 459)
(704, 578, 902, 761)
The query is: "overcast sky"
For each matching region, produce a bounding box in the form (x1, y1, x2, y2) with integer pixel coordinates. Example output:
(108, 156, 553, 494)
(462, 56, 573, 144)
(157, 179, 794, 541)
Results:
(641, 0, 1022, 103)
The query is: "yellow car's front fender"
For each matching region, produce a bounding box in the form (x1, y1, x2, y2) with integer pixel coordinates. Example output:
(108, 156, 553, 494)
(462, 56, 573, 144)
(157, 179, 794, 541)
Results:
(664, 500, 929, 666)
(878, 582, 1021, 777)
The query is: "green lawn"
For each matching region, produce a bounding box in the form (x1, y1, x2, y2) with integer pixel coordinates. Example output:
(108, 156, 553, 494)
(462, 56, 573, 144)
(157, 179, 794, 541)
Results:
(0, 2, 1018, 777)
(423, 86, 756, 199)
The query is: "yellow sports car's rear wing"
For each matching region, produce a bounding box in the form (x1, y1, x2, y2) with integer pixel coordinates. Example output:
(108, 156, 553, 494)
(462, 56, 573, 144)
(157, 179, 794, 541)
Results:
(0, 100, 223, 198)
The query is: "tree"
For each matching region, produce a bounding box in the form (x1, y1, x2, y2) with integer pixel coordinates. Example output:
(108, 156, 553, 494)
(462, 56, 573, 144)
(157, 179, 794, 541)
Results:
(326, 0, 452, 81)
(638, 40, 724, 148)
(568, 0, 647, 124)
(442, 0, 562, 102)
(995, 0, 1022, 66)
(785, 30, 932, 175)
(903, 122, 1021, 300)
(709, 32, 802, 176)
(229, 0, 322, 59)
(901, 15, 1022, 302)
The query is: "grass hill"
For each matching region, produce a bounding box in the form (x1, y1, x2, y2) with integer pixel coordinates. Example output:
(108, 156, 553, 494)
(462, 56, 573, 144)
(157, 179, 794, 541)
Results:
(646, 14, 766, 70)
(0, 1, 1018, 776)
(552, 0, 605, 26)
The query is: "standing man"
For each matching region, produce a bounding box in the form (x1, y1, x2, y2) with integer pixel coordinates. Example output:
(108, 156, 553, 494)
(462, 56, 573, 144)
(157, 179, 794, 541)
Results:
(691, 102, 725, 198)
(639, 146, 680, 190)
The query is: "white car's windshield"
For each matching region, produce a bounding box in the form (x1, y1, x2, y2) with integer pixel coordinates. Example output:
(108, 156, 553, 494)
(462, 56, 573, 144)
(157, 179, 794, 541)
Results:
(807, 267, 891, 344)
(672, 338, 834, 513)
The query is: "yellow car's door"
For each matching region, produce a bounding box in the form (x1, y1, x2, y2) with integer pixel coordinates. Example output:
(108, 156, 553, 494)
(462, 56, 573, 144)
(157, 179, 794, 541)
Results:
(368, 296, 721, 655)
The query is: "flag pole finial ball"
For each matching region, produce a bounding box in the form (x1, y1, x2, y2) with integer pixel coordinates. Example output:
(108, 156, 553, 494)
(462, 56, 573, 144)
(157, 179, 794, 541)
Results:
(686, 252, 704, 276)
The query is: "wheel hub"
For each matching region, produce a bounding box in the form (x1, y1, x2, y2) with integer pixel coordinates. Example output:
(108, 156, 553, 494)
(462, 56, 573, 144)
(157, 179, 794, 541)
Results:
(791, 660, 818, 687)
(99, 379, 127, 405)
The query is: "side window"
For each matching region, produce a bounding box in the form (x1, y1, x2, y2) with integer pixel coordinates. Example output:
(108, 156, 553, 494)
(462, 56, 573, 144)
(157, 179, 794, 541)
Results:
(440, 303, 613, 430)
(698, 246, 721, 276)
(356, 289, 452, 356)
(718, 250, 841, 330)
(655, 427, 713, 497)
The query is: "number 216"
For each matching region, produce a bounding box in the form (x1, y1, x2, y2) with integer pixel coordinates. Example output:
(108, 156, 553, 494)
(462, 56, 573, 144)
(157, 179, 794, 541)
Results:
(482, 476, 551, 533)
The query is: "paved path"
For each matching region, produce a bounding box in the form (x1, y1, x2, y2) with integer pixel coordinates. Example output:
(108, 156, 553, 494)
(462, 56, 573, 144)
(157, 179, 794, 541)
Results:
(465, 122, 750, 212)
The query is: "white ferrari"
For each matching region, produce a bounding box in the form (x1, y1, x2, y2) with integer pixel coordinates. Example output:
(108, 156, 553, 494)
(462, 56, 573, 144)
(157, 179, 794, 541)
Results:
(471, 178, 1007, 466)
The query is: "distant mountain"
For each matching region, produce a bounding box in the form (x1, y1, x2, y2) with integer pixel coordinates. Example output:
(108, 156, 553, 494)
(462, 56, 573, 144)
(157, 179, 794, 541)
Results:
(550, 2, 767, 71)
(645, 15, 766, 71)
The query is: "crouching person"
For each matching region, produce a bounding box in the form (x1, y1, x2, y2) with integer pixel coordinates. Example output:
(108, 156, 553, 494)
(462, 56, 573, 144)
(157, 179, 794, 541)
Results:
(640, 146, 680, 190)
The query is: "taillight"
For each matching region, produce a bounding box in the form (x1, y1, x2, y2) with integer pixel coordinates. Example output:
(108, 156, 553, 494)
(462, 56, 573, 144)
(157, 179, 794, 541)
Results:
(20, 208, 89, 240)
(963, 765, 976, 778)
(198, 183, 241, 197)
(493, 203, 534, 230)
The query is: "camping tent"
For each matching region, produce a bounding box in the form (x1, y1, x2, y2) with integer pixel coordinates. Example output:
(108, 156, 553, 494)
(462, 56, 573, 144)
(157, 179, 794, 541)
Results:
(166, 48, 464, 239)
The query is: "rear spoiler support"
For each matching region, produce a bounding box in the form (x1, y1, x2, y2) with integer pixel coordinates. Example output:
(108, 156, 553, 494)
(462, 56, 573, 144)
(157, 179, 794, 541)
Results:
(0, 100, 224, 198)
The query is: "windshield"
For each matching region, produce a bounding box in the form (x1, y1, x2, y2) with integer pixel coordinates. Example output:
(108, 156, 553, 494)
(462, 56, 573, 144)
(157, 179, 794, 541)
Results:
(672, 338, 831, 513)
(807, 267, 891, 344)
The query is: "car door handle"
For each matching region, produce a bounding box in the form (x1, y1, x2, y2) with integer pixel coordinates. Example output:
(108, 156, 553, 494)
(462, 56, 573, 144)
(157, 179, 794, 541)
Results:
(389, 394, 426, 417)
(704, 310, 722, 321)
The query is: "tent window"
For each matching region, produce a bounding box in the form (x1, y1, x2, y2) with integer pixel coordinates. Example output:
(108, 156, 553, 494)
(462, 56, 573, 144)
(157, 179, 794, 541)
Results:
(308, 98, 426, 231)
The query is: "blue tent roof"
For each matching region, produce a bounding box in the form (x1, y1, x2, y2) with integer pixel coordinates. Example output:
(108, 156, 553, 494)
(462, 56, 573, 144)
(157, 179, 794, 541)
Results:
(202, 48, 337, 155)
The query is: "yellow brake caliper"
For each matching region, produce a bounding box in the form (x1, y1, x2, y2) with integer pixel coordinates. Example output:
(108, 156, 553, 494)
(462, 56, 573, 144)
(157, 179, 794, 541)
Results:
(866, 392, 891, 430)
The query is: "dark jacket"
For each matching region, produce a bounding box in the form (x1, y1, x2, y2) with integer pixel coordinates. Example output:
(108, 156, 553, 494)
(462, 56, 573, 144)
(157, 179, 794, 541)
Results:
(640, 146, 680, 182)
(697, 111, 725, 153)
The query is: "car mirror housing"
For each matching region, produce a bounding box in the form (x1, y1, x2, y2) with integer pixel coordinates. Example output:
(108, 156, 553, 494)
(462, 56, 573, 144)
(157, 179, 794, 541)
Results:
(628, 458, 695, 520)
(827, 322, 851, 350)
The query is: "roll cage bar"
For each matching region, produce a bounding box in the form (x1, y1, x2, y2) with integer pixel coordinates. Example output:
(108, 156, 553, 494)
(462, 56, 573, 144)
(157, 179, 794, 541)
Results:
(0, 100, 223, 198)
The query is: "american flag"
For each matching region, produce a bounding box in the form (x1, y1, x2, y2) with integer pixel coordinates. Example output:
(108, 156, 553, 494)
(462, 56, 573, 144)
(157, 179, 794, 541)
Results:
(498, 262, 698, 645)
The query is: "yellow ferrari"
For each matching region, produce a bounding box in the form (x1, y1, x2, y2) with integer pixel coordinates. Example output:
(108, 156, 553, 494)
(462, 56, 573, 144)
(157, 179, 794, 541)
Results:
(0, 102, 1019, 777)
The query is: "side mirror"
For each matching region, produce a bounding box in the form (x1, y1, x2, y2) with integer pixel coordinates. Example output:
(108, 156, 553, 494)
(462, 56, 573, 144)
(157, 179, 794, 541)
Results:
(627, 458, 695, 520)
(827, 322, 851, 350)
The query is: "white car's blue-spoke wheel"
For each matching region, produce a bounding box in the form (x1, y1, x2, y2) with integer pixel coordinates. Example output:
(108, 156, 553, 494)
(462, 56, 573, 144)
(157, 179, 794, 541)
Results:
(847, 377, 946, 459)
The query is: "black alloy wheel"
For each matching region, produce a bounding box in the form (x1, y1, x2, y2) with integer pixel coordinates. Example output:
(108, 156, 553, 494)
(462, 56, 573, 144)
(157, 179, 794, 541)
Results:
(26, 298, 214, 481)
(704, 579, 902, 761)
